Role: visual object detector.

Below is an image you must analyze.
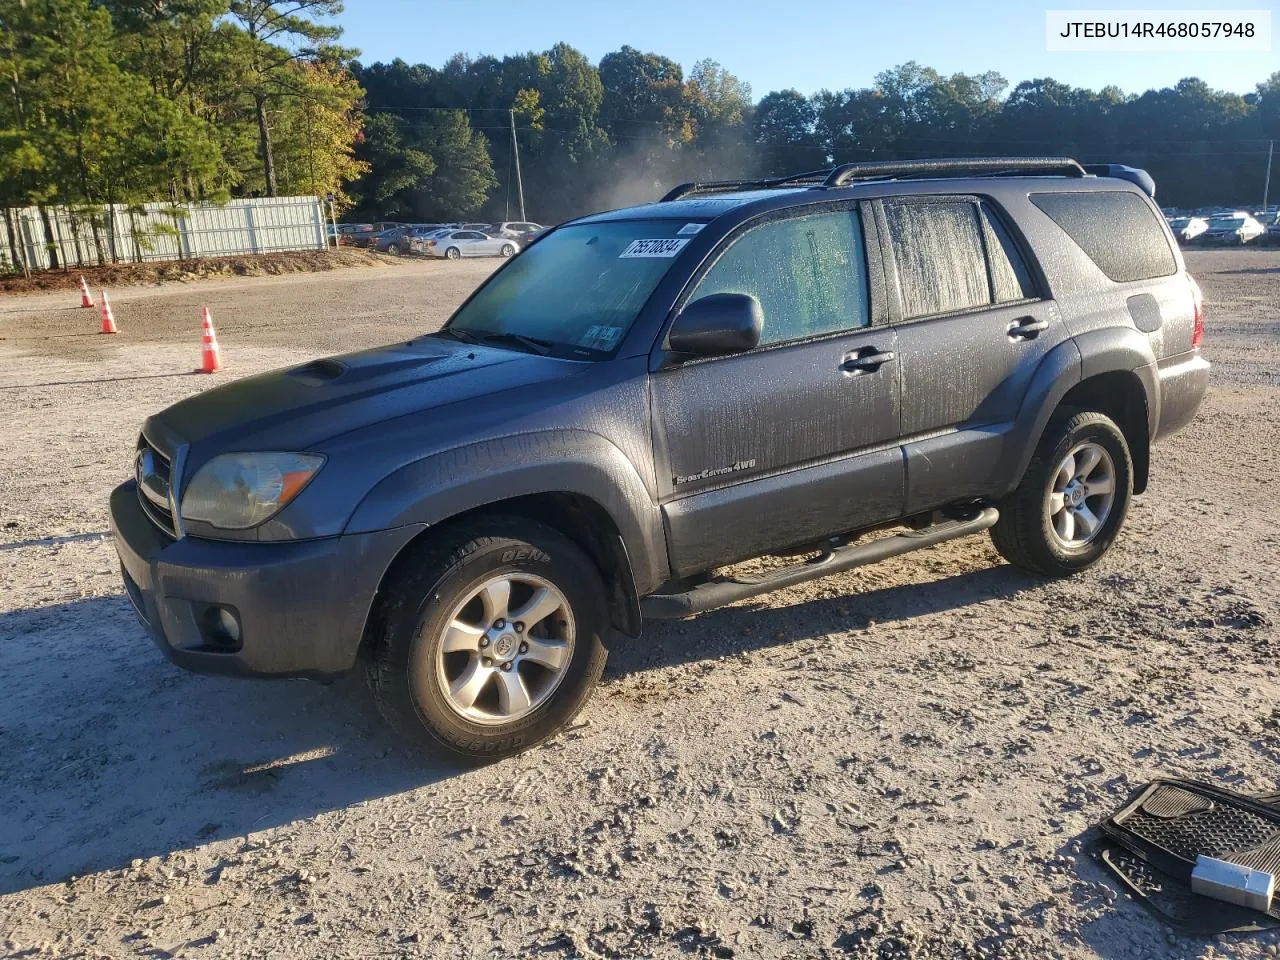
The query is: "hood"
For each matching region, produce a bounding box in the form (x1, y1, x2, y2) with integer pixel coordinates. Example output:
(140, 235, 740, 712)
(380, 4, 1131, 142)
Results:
(146, 337, 585, 463)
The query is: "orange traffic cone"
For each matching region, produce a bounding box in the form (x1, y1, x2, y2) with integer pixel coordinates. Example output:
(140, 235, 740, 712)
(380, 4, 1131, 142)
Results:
(200, 306, 222, 373)
(78, 276, 94, 308)
(99, 290, 117, 334)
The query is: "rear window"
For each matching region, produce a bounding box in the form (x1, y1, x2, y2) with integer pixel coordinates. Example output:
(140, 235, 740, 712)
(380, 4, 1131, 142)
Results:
(1030, 191, 1176, 283)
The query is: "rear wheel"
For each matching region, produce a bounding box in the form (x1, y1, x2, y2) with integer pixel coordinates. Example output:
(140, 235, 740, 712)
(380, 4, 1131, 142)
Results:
(387, 242, 400, 256)
(365, 517, 608, 761)
(990, 411, 1133, 576)
(446, 246, 461, 260)
(500, 243, 515, 258)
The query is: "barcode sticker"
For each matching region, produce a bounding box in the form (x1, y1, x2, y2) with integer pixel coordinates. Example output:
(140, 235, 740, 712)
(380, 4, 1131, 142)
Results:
(618, 238, 689, 258)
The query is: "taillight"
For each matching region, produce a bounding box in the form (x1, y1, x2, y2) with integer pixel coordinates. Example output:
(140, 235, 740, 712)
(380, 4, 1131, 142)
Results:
(1187, 273, 1204, 348)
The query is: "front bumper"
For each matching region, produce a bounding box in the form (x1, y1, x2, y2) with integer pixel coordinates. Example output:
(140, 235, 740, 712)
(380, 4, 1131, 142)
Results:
(109, 480, 424, 679)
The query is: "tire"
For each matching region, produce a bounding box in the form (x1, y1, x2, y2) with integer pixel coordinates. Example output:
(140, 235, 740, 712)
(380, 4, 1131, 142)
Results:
(445, 246, 461, 260)
(387, 243, 400, 256)
(365, 516, 608, 761)
(500, 244, 515, 258)
(990, 411, 1133, 577)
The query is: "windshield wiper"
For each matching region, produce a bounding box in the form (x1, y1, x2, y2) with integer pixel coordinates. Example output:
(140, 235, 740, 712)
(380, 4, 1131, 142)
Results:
(471, 330, 556, 356)
(441, 326, 555, 356)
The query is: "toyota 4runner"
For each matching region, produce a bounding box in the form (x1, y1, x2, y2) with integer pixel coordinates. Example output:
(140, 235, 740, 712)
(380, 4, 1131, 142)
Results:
(110, 157, 1210, 759)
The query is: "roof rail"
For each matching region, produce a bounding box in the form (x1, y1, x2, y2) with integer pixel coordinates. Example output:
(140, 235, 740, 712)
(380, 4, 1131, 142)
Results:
(660, 168, 835, 202)
(659, 157, 1088, 203)
(824, 157, 1087, 188)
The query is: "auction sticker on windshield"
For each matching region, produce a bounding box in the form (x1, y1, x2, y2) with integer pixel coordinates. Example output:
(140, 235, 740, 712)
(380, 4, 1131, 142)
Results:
(619, 238, 689, 258)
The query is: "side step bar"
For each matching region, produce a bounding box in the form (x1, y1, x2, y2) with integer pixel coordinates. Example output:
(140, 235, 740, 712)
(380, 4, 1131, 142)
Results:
(640, 507, 1000, 620)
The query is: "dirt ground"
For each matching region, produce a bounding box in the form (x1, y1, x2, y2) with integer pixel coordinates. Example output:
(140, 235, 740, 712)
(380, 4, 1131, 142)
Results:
(0, 248, 399, 295)
(0, 251, 1277, 959)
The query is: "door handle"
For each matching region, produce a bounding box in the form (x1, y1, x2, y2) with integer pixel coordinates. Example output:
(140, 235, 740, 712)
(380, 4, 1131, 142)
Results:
(841, 349, 896, 374)
(1007, 317, 1050, 340)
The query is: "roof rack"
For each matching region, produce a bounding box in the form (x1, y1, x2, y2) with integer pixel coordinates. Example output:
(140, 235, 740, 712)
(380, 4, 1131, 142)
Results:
(660, 157, 1087, 202)
(824, 156, 1087, 187)
(659, 168, 833, 203)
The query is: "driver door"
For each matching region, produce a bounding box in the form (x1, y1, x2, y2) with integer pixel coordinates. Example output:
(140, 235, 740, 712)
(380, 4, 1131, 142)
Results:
(651, 206, 903, 577)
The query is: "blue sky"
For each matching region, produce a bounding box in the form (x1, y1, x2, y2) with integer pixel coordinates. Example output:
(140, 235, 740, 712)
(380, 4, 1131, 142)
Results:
(336, 0, 1277, 98)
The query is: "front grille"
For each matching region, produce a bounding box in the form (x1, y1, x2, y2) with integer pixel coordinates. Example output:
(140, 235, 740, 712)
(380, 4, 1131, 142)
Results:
(135, 436, 177, 538)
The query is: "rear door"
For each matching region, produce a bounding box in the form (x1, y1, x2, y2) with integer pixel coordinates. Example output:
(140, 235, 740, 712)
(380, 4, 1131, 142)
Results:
(879, 196, 1068, 513)
(651, 204, 904, 577)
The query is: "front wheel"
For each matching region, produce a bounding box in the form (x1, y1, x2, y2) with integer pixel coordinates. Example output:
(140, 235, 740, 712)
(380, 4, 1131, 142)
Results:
(387, 243, 400, 256)
(990, 411, 1133, 576)
(365, 517, 608, 760)
(445, 246, 461, 260)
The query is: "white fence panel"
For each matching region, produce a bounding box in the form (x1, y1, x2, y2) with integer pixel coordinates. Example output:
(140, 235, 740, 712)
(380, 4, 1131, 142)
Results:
(0, 196, 326, 273)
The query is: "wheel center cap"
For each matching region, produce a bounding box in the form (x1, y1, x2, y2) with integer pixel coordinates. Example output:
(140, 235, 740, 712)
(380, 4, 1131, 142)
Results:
(1068, 485, 1085, 507)
(490, 632, 517, 661)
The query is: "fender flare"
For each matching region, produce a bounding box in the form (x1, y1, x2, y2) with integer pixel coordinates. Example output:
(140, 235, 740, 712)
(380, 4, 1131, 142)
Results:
(1004, 327, 1158, 493)
(345, 430, 668, 598)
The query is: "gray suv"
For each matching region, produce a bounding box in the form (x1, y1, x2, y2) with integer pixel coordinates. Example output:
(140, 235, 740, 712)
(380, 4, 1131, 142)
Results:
(110, 158, 1209, 760)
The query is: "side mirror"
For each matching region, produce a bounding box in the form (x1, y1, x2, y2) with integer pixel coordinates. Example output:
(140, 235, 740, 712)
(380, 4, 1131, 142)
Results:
(668, 293, 763, 358)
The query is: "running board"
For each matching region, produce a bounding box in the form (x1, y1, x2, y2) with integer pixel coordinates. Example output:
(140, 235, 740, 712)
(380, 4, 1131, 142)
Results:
(640, 507, 1000, 619)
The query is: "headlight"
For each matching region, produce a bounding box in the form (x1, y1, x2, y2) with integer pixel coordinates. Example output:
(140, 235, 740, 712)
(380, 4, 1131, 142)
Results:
(180, 452, 324, 529)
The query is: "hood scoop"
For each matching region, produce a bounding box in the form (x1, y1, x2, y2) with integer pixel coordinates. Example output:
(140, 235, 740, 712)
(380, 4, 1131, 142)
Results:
(288, 353, 448, 386)
(289, 358, 347, 384)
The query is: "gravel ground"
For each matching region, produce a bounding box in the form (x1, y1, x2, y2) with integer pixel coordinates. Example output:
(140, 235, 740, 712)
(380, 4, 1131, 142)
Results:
(0, 251, 1277, 959)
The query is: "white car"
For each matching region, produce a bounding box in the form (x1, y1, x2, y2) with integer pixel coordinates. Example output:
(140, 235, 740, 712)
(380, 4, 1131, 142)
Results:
(1167, 216, 1208, 243)
(1199, 214, 1267, 246)
(421, 229, 520, 260)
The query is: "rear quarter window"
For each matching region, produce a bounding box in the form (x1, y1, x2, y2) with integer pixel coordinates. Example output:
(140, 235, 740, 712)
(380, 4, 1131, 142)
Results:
(1030, 191, 1176, 283)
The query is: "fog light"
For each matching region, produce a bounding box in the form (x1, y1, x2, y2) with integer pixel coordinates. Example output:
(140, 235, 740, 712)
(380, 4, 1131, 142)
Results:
(202, 605, 242, 649)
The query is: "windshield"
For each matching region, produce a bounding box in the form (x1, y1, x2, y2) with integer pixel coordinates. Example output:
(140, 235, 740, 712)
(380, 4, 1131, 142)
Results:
(446, 219, 702, 358)
(1209, 217, 1245, 229)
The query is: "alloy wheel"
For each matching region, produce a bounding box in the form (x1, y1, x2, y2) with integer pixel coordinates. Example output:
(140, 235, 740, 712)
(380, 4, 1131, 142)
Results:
(1047, 441, 1116, 548)
(434, 573, 575, 725)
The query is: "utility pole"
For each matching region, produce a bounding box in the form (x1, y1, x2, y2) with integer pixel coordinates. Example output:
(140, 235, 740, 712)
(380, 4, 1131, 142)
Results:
(1264, 139, 1274, 212)
(509, 109, 526, 221)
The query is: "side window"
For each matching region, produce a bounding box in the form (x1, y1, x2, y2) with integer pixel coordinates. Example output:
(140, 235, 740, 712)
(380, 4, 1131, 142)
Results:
(884, 200, 989, 319)
(691, 209, 870, 346)
(1030, 190, 1176, 282)
(980, 203, 1036, 303)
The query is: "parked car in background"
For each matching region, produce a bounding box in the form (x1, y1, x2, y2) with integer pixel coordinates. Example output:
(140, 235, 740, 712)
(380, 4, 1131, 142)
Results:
(399, 226, 450, 255)
(1262, 213, 1280, 246)
(1167, 216, 1209, 244)
(1198, 213, 1266, 245)
(491, 221, 544, 241)
(348, 222, 406, 248)
(461, 222, 495, 233)
(422, 229, 519, 259)
(372, 224, 440, 255)
(335, 223, 375, 246)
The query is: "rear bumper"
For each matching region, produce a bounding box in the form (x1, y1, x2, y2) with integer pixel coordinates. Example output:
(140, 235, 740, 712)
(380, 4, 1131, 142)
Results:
(1155, 351, 1210, 441)
(109, 480, 423, 679)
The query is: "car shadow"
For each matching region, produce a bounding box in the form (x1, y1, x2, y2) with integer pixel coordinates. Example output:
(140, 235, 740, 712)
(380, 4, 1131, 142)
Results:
(0, 594, 462, 896)
(1, 562, 1039, 897)
(607, 563, 1042, 678)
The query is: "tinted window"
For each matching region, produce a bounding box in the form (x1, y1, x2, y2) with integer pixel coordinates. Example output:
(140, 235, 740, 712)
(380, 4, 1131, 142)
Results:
(1031, 191, 1176, 282)
(980, 203, 1036, 303)
(692, 209, 869, 345)
(885, 200, 989, 319)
